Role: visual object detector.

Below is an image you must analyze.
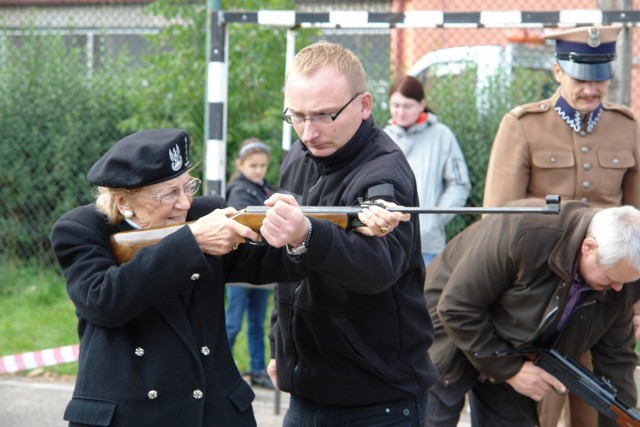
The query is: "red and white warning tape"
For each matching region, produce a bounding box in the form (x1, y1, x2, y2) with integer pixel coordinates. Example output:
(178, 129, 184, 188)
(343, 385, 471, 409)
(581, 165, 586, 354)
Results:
(0, 344, 79, 374)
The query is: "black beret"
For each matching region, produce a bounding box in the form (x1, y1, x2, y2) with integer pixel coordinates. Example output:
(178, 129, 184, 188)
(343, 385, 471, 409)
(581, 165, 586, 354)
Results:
(87, 129, 191, 189)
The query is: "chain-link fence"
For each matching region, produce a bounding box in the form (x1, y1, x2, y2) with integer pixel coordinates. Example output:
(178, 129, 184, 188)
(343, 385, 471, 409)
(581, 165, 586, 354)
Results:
(1, 0, 639, 266)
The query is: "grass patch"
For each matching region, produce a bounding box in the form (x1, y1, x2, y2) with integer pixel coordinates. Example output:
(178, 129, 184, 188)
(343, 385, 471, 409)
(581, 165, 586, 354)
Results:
(0, 262, 78, 376)
(0, 261, 270, 377)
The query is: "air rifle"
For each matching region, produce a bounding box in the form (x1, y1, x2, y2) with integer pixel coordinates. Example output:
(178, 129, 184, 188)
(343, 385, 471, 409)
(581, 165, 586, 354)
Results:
(109, 195, 561, 265)
(477, 348, 640, 427)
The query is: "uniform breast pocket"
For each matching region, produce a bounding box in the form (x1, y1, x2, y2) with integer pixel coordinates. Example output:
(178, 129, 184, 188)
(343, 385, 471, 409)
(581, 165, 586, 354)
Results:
(597, 150, 635, 195)
(530, 151, 576, 196)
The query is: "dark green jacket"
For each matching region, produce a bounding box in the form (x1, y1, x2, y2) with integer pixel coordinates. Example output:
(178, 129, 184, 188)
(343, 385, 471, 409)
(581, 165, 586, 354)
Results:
(425, 199, 639, 425)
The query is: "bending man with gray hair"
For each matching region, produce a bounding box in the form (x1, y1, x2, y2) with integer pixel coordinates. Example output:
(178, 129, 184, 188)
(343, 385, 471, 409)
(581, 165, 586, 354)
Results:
(424, 199, 640, 427)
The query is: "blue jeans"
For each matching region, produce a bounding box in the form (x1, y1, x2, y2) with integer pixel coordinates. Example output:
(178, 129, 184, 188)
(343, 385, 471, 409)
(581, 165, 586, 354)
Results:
(225, 284, 271, 373)
(283, 392, 427, 427)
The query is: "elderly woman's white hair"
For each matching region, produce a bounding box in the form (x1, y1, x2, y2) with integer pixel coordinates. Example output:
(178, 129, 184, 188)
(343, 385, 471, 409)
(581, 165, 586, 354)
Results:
(94, 186, 133, 225)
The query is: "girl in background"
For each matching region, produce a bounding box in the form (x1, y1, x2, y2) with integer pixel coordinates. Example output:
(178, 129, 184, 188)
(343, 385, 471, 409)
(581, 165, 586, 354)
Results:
(225, 137, 275, 390)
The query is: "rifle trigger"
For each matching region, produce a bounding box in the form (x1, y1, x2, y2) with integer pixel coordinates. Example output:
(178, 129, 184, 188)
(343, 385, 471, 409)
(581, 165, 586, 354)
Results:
(246, 237, 266, 246)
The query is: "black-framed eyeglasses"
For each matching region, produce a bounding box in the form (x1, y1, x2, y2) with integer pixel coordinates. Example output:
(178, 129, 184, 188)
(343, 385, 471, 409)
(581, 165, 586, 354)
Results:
(141, 177, 201, 205)
(282, 92, 363, 127)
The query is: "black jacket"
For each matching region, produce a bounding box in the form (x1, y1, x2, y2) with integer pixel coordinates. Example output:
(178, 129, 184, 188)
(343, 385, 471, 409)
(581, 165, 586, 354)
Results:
(271, 116, 438, 406)
(225, 173, 275, 210)
(50, 196, 303, 426)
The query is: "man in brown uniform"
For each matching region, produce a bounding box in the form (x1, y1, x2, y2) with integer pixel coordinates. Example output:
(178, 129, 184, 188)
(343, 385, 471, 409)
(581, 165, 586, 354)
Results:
(484, 25, 640, 209)
(483, 25, 640, 426)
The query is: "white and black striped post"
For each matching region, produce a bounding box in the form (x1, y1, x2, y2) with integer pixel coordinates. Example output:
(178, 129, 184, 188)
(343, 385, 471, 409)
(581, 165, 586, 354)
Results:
(204, 3, 227, 196)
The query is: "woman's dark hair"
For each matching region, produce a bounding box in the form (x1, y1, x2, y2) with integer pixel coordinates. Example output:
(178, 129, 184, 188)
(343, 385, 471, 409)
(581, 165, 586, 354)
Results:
(389, 75, 433, 114)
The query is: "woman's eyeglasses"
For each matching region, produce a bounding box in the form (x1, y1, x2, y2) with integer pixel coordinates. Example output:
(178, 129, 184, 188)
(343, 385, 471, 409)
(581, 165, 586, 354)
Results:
(142, 177, 201, 205)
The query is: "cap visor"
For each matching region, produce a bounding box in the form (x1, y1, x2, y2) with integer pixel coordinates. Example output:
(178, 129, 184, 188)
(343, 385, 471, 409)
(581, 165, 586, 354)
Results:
(557, 60, 615, 81)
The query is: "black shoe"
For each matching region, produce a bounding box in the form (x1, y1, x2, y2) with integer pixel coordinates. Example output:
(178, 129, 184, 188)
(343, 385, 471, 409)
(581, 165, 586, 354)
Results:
(251, 370, 275, 390)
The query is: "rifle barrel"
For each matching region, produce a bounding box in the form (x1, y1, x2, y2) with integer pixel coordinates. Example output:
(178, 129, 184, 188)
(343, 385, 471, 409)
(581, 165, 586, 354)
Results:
(244, 194, 561, 216)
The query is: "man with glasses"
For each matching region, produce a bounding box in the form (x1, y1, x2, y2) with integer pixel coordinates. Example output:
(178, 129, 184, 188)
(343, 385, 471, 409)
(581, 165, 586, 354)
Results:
(259, 41, 436, 426)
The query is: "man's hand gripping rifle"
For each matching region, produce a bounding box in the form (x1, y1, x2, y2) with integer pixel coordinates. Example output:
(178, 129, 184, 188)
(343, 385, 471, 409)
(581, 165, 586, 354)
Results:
(479, 348, 640, 427)
(109, 195, 561, 265)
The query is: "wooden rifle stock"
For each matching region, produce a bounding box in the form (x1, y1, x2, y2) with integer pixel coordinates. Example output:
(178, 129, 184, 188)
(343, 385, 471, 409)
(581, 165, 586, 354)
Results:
(109, 211, 350, 265)
(109, 195, 561, 265)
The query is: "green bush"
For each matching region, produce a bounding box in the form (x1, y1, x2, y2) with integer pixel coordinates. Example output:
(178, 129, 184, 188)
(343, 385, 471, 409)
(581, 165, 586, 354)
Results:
(0, 28, 135, 265)
(422, 65, 556, 239)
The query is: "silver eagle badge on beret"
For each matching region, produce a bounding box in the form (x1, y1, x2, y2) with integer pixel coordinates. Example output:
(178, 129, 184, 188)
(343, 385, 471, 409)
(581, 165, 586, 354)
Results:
(169, 144, 183, 172)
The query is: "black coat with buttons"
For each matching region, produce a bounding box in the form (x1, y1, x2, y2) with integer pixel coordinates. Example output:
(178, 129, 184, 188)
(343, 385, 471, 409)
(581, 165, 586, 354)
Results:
(50, 196, 302, 427)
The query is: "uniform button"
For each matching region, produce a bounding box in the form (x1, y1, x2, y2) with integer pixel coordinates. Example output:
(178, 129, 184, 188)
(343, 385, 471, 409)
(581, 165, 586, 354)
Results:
(580, 130, 586, 137)
(583, 163, 592, 170)
(403, 409, 410, 416)
(583, 181, 591, 189)
(190, 273, 200, 281)
(581, 197, 588, 203)
(193, 389, 204, 399)
(135, 347, 145, 357)
(201, 346, 210, 356)
(549, 156, 557, 163)
(540, 104, 548, 110)
(148, 390, 158, 399)
(613, 158, 620, 165)
(581, 146, 589, 153)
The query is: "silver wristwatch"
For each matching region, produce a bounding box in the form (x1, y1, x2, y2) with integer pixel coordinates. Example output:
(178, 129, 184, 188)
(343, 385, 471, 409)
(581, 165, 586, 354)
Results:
(286, 217, 312, 256)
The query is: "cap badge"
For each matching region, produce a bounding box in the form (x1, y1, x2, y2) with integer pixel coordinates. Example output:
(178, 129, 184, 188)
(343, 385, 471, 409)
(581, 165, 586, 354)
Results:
(587, 28, 601, 48)
(169, 144, 183, 172)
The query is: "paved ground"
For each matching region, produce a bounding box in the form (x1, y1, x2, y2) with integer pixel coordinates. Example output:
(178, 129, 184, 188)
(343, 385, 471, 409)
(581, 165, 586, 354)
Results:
(0, 372, 288, 427)
(0, 373, 472, 426)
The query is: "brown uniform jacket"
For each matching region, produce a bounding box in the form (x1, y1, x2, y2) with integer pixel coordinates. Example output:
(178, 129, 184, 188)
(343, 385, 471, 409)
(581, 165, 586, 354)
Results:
(424, 200, 639, 423)
(483, 90, 640, 209)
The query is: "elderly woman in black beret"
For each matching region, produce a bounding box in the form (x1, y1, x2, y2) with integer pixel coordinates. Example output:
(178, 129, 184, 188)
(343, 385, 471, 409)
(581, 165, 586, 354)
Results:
(50, 129, 404, 427)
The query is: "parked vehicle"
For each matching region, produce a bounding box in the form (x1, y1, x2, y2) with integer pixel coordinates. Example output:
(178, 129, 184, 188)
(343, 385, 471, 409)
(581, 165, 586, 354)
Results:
(408, 42, 556, 114)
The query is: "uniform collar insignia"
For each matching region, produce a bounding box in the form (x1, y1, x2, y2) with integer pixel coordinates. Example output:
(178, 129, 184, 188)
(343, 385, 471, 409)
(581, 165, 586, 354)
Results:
(554, 96, 603, 134)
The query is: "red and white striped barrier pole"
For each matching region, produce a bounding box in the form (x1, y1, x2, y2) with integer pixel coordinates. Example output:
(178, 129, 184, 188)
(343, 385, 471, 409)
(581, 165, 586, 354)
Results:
(0, 344, 79, 374)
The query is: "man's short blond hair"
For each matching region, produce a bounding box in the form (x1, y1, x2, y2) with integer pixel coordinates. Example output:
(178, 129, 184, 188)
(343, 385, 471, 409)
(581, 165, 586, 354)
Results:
(288, 41, 366, 93)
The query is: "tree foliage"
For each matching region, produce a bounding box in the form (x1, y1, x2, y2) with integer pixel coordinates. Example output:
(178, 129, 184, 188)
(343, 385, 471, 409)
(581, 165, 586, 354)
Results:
(122, 0, 301, 185)
(0, 27, 134, 264)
